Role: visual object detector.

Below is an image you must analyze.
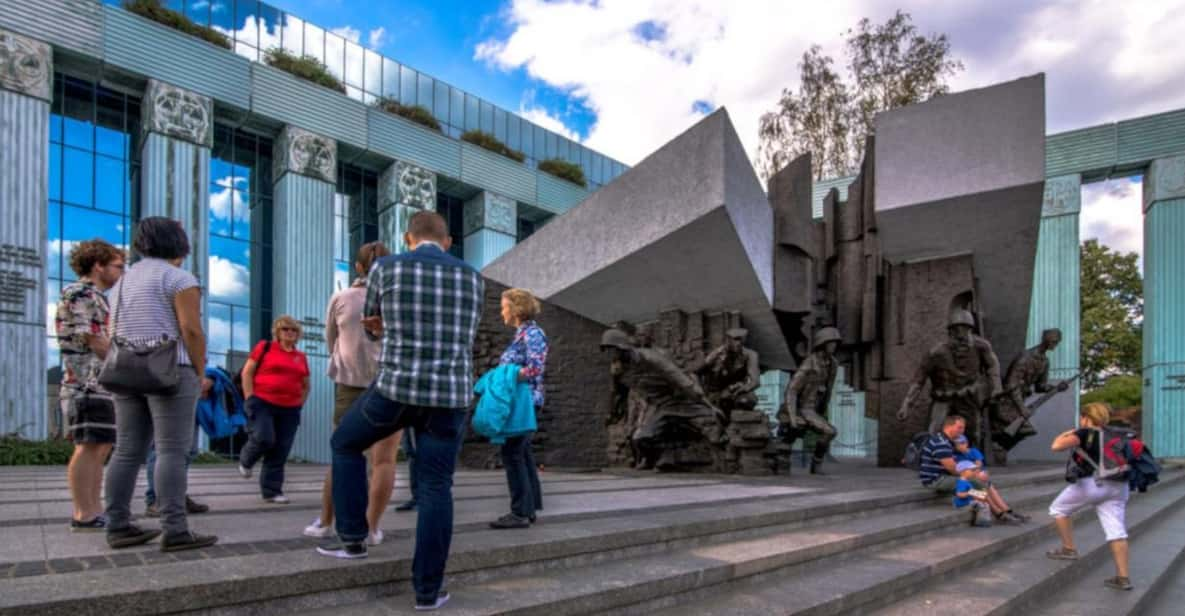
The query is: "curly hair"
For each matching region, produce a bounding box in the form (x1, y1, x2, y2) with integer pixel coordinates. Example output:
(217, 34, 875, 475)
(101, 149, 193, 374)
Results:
(501, 288, 541, 322)
(68, 239, 124, 278)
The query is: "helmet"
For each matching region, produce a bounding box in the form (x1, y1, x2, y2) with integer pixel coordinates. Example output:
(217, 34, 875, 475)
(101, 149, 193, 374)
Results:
(600, 328, 634, 350)
(726, 328, 748, 341)
(812, 327, 842, 349)
(948, 309, 975, 329)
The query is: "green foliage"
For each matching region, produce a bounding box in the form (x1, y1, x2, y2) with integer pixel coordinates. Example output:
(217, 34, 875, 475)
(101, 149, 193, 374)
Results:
(538, 158, 588, 187)
(461, 130, 525, 163)
(192, 451, 233, 464)
(123, 0, 232, 50)
(263, 48, 347, 94)
(1080, 239, 1143, 390)
(757, 10, 962, 180)
(373, 97, 442, 131)
(0, 436, 75, 465)
(1081, 375, 1142, 410)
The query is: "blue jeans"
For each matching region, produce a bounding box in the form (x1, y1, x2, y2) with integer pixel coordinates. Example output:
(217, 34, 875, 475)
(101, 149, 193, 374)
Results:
(331, 384, 465, 603)
(239, 396, 303, 498)
(402, 428, 418, 502)
(145, 424, 200, 506)
(501, 433, 542, 518)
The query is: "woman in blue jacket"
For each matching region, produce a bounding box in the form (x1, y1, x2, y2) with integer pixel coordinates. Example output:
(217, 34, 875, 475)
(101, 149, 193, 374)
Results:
(489, 288, 548, 529)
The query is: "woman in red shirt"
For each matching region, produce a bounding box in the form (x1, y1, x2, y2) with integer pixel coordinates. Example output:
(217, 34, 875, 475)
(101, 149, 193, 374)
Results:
(238, 315, 310, 503)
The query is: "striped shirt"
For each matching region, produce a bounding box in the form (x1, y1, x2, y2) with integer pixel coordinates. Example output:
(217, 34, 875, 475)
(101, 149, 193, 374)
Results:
(107, 257, 201, 366)
(364, 243, 484, 408)
(919, 433, 955, 485)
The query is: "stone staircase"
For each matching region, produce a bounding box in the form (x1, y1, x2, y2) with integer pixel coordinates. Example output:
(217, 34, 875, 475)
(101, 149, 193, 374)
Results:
(2, 463, 1182, 616)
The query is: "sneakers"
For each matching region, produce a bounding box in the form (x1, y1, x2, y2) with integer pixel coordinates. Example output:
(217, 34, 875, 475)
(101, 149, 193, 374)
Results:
(394, 499, 417, 512)
(303, 518, 334, 538)
(996, 511, 1027, 525)
(489, 513, 531, 529)
(415, 591, 451, 611)
(1104, 576, 1133, 591)
(368, 529, 384, 546)
(1004, 509, 1030, 523)
(262, 494, 290, 504)
(161, 531, 219, 552)
(107, 524, 162, 549)
(316, 539, 368, 559)
(1046, 546, 1080, 560)
(186, 496, 210, 514)
(238, 464, 252, 479)
(70, 515, 107, 532)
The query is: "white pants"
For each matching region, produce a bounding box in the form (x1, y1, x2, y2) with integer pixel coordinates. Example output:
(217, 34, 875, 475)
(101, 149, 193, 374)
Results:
(1049, 478, 1130, 541)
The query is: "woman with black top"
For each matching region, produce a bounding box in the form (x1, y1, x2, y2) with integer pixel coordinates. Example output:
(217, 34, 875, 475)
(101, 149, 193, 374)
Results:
(1046, 401, 1132, 590)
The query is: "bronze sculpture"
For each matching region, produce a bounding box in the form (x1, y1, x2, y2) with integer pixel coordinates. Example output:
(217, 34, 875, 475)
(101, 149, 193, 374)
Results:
(695, 328, 761, 416)
(991, 328, 1072, 455)
(777, 327, 841, 474)
(896, 310, 1003, 448)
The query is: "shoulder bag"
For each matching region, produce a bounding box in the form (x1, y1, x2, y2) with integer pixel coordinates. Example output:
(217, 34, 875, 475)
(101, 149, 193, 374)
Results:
(97, 276, 180, 395)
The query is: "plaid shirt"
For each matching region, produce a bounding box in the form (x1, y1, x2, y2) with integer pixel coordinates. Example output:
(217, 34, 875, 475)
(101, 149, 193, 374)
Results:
(364, 243, 484, 408)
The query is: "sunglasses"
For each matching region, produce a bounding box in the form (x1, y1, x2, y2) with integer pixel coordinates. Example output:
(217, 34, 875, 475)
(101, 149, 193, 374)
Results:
(279, 327, 300, 333)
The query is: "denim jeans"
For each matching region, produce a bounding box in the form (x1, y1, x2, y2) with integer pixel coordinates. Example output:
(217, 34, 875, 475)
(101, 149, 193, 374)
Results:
(239, 396, 302, 498)
(402, 427, 418, 502)
(500, 433, 543, 518)
(331, 384, 464, 603)
(145, 425, 199, 506)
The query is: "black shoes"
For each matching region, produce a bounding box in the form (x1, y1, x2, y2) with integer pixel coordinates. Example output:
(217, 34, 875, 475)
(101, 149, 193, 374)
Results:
(415, 591, 451, 611)
(1104, 576, 1133, 591)
(161, 531, 219, 552)
(489, 513, 531, 529)
(107, 524, 163, 549)
(146, 497, 210, 517)
(316, 539, 369, 559)
(395, 499, 417, 512)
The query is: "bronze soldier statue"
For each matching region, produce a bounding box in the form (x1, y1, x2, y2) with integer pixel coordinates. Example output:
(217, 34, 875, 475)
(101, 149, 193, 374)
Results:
(895, 310, 1003, 448)
(695, 328, 761, 416)
(601, 329, 726, 471)
(776, 327, 841, 474)
(991, 328, 1070, 454)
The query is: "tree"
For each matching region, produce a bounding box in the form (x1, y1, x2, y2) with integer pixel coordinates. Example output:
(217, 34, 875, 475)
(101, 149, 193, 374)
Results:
(757, 11, 963, 180)
(1081, 375, 1142, 410)
(1080, 239, 1143, 391)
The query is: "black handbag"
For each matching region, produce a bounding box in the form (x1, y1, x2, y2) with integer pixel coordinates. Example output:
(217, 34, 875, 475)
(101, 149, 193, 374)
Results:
(97, 277, 180, 395)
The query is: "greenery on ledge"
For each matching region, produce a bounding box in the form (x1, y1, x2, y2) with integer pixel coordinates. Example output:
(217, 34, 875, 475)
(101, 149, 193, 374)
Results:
(263, 48, 347, 94)
(538, 158, 588, 187)
(373, 97, 442, 132)
(124, 0, 232, 50)
(0, 435, 74, 465)
(461, 130, 525, 163)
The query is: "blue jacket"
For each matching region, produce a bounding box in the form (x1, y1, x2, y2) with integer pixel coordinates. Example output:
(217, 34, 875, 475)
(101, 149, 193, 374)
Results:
(197, 366, 246, 440)
(472, 364, 536, 445)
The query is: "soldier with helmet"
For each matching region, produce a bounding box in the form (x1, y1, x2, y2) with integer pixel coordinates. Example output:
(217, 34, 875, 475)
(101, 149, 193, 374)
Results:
(991, 328, 1070, 454)
(695, 327, 761, 417)
(777, 326, 841, 475)
(896, 309, 1003, 443)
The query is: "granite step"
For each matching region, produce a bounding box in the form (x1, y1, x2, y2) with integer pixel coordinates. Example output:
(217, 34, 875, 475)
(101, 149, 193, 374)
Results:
(0, 468, 1069, 616)
(1143, 534, 1185, 616)
(288, 471, 1096, 615)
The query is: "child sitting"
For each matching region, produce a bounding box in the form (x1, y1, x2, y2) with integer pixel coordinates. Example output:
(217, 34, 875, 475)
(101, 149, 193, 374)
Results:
(954, 435, 990, 482)
(954, 461, 992, 527)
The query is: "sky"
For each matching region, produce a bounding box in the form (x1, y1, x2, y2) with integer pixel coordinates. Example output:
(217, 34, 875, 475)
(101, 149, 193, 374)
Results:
(263, 0, 1178, 259)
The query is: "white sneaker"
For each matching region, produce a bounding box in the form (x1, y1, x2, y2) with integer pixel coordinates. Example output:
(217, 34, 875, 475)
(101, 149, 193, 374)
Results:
(304, 519, 333, 538)
(263, 494, 290, 504)
(368, 529, 384, 546)
(238, 464, 252, 479)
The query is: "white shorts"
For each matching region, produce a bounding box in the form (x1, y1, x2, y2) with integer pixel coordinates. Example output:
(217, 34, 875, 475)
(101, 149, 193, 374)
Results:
(1049, 478, 1130, 541)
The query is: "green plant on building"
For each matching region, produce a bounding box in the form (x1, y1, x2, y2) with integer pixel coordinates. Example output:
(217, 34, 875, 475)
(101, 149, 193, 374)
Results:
(461, 130, 525, 163)
(263, 48, 347, 94)
(373, 97, 442, 132)
(123, 0, 232, 50)
(538, 158, 587, 187)
(1081, 374, 1142, 410)
(0, 435, 75, 466)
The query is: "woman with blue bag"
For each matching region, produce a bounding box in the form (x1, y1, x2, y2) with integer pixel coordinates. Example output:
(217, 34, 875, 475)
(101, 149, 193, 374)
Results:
(475, 288, 548, 529)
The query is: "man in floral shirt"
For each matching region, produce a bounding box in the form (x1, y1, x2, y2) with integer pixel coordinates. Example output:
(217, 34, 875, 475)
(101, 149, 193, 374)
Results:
(56, 239, 124, 532)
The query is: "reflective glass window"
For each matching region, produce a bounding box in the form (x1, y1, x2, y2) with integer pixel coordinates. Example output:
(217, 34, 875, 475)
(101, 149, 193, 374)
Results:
(433, 80, 450, 124)
(557, 137, 568, 163)
(364, 49, 382, 97)
(185, 0, 211, 27)
(507, 114, 521, 151)
(534, 124, 545, 159)
(480, 100, 494, 134)
(345, 40, 364, 88)
(582, 146, 592, 181)
(417, 73, 433, 110)
(400, 65, 416, 105)
(62, 148, 93, 207)
(449, 86, 465, 130)
(280, 13, 303, 56)
(493, 108, 507, 143)
(520, 120, 533, 157)
(382, 58, 400, 99)
(304, 23, 325, 66)
(544, 132, 556, 160)
(324, 32, 345, 80)
(209, 0, 234, 38)
(464, 93, 479, 131)
(234, 42, 258, 62)
(235, 0, 260, 47)
(258, 2, 281, 52)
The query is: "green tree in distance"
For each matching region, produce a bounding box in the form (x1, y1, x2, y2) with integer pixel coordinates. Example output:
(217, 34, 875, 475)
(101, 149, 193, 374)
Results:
(1080, 239, 1143, 392)
(1081, 375, 1142, 411)
(757, 11, 963, 180)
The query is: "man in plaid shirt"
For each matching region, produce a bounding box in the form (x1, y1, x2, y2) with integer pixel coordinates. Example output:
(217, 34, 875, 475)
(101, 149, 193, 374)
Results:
(319, 211, 483, 612)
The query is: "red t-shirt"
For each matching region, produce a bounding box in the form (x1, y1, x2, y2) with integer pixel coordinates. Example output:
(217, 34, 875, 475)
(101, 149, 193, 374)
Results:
(248, 341, 310, 408)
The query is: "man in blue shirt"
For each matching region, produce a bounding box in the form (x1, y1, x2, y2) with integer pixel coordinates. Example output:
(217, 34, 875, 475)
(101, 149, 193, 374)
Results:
(317, 211, 484, 612)
(919, 415, 1028, 524)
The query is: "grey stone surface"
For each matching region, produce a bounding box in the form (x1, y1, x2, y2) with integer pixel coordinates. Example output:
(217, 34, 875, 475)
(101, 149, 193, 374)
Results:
(141, 79, 213, 147)
(1144, 154, 1185, 209)
(378, 159, 436, 211)
(874, 74, 1045, 212)
(273, 125, 337, 184)
(0, 28, 51, 101)
(463, 192, 516, 236)
(482, 109, 790, 368)
(1044, 173, 1083, 216)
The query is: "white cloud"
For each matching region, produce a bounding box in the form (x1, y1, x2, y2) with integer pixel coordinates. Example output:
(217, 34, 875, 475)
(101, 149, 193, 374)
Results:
(519, 105, 582, 142)
(209, 178, 249, 222)
(1080, 177, 1144, 270)
(208, 255, 250, 302)
(368, 27, 387, 49)
(208, 315, 232, 355)
(331, 26, 362, 44)
(49, 239, 80, 259)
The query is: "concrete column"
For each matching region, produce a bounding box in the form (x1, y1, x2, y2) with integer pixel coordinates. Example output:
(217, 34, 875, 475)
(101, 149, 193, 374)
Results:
(463, 191, 516, 269)
(272, 125, 336, 462)
(0, 29, 51, 438)
(377, 159, 436, 252)
(1011, 174, 1081, 461)
(1143, 156, 1185, 457)
(139, 79, 212, 319)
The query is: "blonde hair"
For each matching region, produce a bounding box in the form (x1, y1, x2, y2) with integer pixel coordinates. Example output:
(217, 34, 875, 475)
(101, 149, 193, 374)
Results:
(501, 288, 541, 322)
(272, 314, 303, 340)
(1081, 401, 1111, 428)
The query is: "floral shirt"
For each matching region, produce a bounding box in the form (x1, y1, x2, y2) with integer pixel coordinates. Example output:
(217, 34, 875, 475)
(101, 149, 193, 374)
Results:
(498, 320, 548, 408)
(55, 279, 111, 400)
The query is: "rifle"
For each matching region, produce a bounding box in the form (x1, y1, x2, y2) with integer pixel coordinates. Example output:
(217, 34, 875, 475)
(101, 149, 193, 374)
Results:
(1004, 371, 1083, 437)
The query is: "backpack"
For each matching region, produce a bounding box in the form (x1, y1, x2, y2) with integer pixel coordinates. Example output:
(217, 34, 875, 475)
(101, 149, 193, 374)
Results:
(902, 431, 933, 470)
(1072, 426, 1161, 492)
